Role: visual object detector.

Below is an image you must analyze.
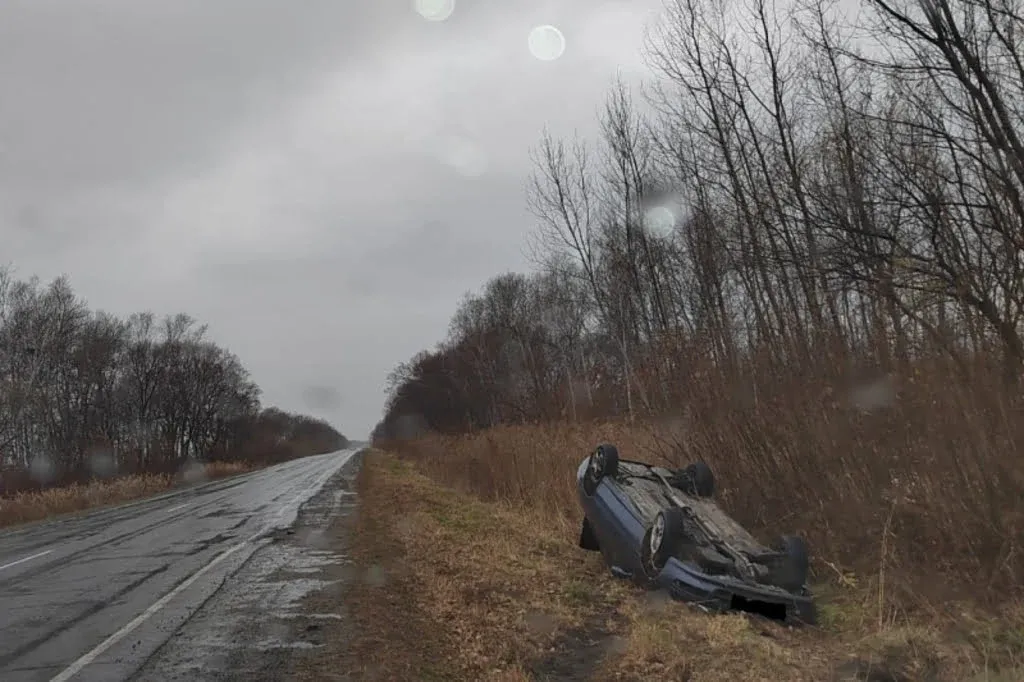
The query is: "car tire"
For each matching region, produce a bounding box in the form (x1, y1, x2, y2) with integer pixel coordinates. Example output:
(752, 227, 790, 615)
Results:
(582, 443, 619, 496)
(677, 461, 715, 498)
(641, 507, 687, 578)
(770, 535, 810, 593)
(578, 517, 600, 551)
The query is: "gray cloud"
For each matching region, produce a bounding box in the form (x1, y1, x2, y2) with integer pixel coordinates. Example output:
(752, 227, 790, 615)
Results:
(1, 0, 660, 437)
(0, 1, 399, 193)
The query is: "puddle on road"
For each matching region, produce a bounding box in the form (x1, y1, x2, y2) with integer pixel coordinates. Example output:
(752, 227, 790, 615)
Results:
(134, 460, 361, 680)
(253, 639, 324, 651)
(275, 566, 321, 575)
(151, 537, 347, 659)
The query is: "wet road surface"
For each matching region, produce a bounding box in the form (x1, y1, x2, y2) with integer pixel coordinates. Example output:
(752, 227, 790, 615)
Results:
(0, 449, 361, 682)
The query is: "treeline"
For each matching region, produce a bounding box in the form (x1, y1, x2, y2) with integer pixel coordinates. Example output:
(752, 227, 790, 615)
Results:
(0, 269, 347, 493)
(375, 0, 1024, 437)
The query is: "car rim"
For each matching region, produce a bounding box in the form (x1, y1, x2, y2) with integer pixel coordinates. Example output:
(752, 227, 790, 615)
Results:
(590, 450, 604, 478)
(650, 514, 665, 556)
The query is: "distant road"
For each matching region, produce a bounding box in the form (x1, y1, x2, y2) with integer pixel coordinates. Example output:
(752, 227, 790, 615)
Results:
(0, 449, 359, 682)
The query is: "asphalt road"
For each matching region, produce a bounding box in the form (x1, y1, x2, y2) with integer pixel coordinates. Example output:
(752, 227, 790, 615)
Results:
(0, 449, 360, 682)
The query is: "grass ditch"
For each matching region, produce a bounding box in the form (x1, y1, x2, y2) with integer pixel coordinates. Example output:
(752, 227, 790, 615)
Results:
(388, 414, 1024, 610)
(0, 460, 252, 528)
(355, 438, 1024, 681)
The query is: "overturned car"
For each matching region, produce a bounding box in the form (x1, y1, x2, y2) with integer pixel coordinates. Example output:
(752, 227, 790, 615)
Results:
(576, 443, 816, 624)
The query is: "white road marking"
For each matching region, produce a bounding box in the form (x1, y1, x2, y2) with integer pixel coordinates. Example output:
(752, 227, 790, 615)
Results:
(164, 503, 190, 514)
(50, 453, 356, 681)
(0, 549, 53, 572)
(50, 539, 252, 682)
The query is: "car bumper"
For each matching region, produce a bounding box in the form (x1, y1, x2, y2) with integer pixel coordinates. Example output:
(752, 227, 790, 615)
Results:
(653, 558, 817, 624)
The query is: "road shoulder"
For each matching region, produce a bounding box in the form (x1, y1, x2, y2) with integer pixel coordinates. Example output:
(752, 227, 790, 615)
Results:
(285, 450, 462, 681)
(132, 452, 365, 682)
(315, 450, 637, 681)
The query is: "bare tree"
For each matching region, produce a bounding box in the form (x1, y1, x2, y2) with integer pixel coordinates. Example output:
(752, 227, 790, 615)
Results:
(0, 271, 346, 491)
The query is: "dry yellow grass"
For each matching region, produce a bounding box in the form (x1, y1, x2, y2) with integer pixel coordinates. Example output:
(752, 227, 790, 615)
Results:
(202, 460, 251, 479)
(360, 437, 1024, 681)
(0, 460, 254, 528)
(342, 450, 635, 680)
(387, 413, 1024, 611)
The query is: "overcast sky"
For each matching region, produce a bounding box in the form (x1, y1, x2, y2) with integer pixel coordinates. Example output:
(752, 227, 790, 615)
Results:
(0, 0, 660, 439)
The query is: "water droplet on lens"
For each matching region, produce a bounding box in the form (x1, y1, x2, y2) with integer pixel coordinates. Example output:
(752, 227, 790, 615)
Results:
(414, 0, 455, 22)
(528, 25, 567, 61)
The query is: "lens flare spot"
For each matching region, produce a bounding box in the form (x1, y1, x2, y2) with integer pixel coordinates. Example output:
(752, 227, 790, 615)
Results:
(414, 0, 455, 21)
(528, 25, 566, 61)
(645, 206, 676, 233)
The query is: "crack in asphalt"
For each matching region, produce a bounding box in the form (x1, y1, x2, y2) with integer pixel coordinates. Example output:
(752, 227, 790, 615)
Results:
(0, 563, 172, 668)
(0, 490, 249, 590)
(130, 453, 363, 682)
(0, 477, 256, 553)
(0, 450, 361, 682)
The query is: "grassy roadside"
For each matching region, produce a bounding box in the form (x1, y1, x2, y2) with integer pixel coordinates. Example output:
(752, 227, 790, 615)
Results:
(345, 449, 1024, 681)
(0, 460, 251, 529)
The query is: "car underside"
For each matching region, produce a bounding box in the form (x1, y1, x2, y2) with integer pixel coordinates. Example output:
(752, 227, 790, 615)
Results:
(576, 444, 816, 624)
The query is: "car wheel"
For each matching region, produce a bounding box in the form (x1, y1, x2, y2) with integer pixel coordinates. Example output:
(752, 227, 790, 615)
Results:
(770, 535, 809, 593)
(582, 443, 619, 496)
(641, 507, 687, 577)
(578, 517, 600, 551)
(678, 461, 715, 497)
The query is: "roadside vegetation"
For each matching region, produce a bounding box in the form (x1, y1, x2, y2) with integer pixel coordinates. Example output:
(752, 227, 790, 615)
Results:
(367, 0, 1024, 678)
(0, 268, 348, 521)
(350, 450, 1023, 681)
(0, 461, 253, 529)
